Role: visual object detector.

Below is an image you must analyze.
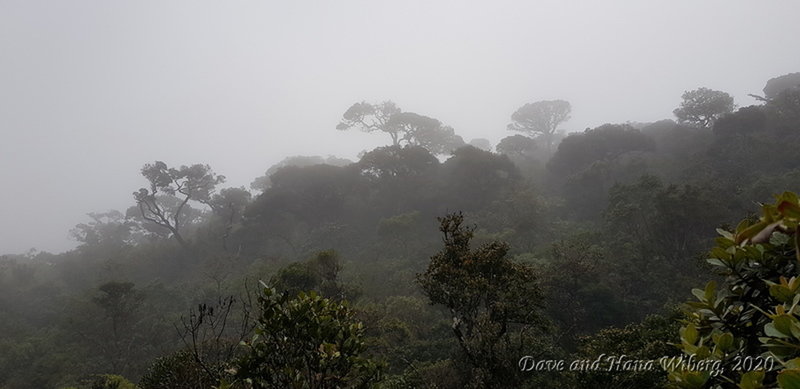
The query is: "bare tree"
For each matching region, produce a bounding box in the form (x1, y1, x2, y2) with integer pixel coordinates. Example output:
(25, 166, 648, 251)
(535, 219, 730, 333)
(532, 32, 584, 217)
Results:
(176, 286, 256, 384)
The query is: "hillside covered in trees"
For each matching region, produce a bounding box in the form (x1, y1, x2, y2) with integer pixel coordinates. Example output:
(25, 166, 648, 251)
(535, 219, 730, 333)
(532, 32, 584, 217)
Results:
(2, 73, 800, 388)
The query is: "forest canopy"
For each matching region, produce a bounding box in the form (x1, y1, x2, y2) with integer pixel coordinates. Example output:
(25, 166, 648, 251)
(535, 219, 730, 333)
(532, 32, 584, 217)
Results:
(2, 72, 800, 388)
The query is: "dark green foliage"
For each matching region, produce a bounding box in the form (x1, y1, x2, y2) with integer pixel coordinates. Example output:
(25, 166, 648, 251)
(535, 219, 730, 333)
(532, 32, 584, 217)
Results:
(417, 213, 548, 388)
(139, 349, 220, 389)
(4, 72, 800, 388)
(576, 314, 680, 389)
(358, 295, 456, 379)
(229, 287, 382, 388)
(271, 250, 358, 301)
(90, 282, 147, 374)
(93, 282, 144, 334)
(61, 374, 138, 389)
(88, 374, 138, 389)
(272, 262, 321, 296)
(605, 175, 725, 263)
(540, 235, 630, 344)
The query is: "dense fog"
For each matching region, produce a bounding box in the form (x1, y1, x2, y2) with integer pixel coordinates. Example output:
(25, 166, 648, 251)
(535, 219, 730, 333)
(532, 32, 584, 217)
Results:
(2, 1, 798, 255)
(1, 2, 800, 388)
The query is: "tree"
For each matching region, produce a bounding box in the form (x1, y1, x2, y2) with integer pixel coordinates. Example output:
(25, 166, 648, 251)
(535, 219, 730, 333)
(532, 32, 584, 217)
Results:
(356, 145, 438, 180)
(712, 106, 766, 136)
(387, 112, 465, 154)
(93, 282, 144, 342)
(139, 350, 219, 389)
(337, 101, 464, 154)
(495, 135, 544, 180)
(576, 314, 680, 389)
(417, 213, 547, 387)
(547, 125, 653, 174)
(243, 164, 370, 257)
(495, 134, 538, 159)
(767, 86, 800, 125)
(439, 146, 521, 212)
(673, 87, 735, 128)
(271, 250, 357, 302)
(70, 210, 133, 251)
(604, 175, 724, 263)
(547, 124, 655, 219)
(539, 235, 628, 344)
(507, 100, 571, 153)
(250, 155, 352, 192)
(83, 374, 138, 389)
(162, 293, 255, 389)
(207, 187, 252, 251)
(227, 287, 382, 388)
(337, 101, 402, 145)
(763, 72, 800, 100)
(92, 282, 145, 374)
(468, 138, 492, 151)
(132, 161, 225, 250)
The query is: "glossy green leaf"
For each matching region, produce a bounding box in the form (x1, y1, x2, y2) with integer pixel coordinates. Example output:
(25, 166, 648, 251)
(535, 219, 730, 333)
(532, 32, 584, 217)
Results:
(778, 369, 800, 389)
(739, 370, 765, 389)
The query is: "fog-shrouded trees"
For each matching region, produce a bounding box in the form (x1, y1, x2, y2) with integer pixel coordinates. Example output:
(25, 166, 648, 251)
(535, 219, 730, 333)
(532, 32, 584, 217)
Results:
(673, 87, 735, 128)
(712, 105, 767, 136)
(271, 250, 358, 301)
(548, 124, 655, 218)
(496, 134, 538, 159)
(768, 85, 800, 125)
(417, 213, 547, 387)
(8, 71, 800, 388)
(337, 100, 464, 154)
(71, 210, 134, 252)
(91, 281, 146, 374)
(243, 164, 369, 257)
(133, 161, 225, 251)
(337, 101, 401, 144)
(250, 155, 353, 192)
(207, 187, 252, 251)
(762, 72, 800, 100)
(389, 112, 465, 154)
(467, 138, 492, 151)
(356, 145, 438, 180)
(439, 146, 520, 213)
(507, 99, 571, 154)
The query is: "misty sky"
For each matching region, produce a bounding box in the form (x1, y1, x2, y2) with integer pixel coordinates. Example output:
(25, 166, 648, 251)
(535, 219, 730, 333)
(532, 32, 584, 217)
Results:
(1, 1, 798, 255)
